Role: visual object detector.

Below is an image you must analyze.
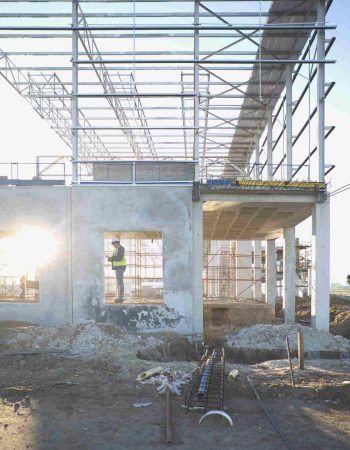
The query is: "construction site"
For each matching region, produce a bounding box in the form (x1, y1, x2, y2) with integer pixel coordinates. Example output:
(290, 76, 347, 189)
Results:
(0, 0, 349, 449)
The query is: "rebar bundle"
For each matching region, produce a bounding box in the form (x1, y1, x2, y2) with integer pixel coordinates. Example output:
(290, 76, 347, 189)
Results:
(185, 347, 225, 413)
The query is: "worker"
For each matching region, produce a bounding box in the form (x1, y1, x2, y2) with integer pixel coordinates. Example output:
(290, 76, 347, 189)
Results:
(108, 238, 127, 303)
(19, 276, 26, 299)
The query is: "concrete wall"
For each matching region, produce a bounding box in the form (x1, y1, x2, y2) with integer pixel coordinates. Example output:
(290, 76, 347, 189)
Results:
(0, 185, 200, 334)
(0, 186, 71, 325)
(204, 302, 274, 341)
(71, 185, 196, 334)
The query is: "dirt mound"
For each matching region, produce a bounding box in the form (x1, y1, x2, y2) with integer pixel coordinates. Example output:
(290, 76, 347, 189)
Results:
(226, 323, 350, 353)
(275, 295, 350, 339)
(0, 321, 162, 360)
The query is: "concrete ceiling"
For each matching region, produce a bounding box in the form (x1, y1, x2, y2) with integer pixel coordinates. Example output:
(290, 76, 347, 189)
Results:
(203, 200, 313, 240)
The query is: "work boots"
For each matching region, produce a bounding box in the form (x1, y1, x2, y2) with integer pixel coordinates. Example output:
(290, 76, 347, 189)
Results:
(114, 288, 124, 303)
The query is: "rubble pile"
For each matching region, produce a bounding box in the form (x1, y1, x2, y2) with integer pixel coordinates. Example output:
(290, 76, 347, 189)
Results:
(226, 324, 350, 353)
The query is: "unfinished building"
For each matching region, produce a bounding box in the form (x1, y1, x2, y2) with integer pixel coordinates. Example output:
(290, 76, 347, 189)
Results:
(0, 0, 334, 336)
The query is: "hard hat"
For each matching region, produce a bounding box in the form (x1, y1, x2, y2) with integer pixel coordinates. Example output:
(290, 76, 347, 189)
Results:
(112, 237, 120, 244)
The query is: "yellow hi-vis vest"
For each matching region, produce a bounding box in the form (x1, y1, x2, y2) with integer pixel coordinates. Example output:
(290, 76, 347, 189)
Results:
(112, 256, 127, 269)
(112, 248, 127, 269)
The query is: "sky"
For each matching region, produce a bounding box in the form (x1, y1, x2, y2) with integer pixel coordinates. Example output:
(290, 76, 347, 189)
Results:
(0, 1, 349, 285)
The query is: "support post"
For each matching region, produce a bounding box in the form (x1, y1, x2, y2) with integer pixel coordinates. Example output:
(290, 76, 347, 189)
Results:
(266, 239, 276, 308)
(255, 140, 260, 180)
(283, 226, 296, 324)
(311, 200, 330, 331)
(298, 332, 305, 370)
(317, 0, 326, 182)
(285, 64, 293, 180)
(193, 0, 200, 182)
(253, 241, 262, 300)
(72, 0, 79, 183)
(192, 201, 203, 336)
(267, 107, 273, 180)
(235, 240, 252, 300)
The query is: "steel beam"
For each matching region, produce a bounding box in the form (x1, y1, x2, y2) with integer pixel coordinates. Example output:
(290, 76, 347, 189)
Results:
(285, 64, 293, 180)
(317, 0, 326, 182)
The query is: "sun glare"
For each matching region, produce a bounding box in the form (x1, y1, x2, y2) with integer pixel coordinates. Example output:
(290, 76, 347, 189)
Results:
(0, 227, 57, 275)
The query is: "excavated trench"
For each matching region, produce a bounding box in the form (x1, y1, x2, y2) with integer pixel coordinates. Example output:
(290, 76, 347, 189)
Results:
(135, 336, 299, 364)
(136, 337, 349, 364)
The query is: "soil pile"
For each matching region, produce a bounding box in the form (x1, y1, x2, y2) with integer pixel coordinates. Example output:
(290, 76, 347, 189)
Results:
(0, 321, 163, 361)
(331, 310, 350, 339)
(275, 295, 350, 339)
(226, 323, 350, 353)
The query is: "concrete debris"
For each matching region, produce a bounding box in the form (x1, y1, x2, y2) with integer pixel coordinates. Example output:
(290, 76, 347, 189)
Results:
(226, 324, 350, 353)
(133, 402, 152, 408)
(2, 321, 164, 362)
(140, 369, 191, 396)
(227, 369, 239, 381)
(136, 366, 163, 382)
(54, 381, 80, 386)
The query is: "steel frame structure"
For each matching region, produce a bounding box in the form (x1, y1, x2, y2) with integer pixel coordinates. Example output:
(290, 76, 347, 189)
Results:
(0, 0, 335, 184)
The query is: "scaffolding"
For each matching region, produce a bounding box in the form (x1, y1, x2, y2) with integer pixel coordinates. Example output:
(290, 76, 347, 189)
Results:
(203, 239, 311, 303)
(104, 237, 163, 303)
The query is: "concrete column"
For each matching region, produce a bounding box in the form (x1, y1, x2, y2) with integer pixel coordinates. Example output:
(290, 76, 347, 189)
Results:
(266, 239, 276, 307)
(311, 201, 330, 331)
(267, 107, 273, 180)
(283, 227, 296, 324)
(235, 240, 252, 300)
(192, 201, 203, 336)
(308, 267, 312, 297)
(253, 241, 263, 300)
(285, 64, 293, 180)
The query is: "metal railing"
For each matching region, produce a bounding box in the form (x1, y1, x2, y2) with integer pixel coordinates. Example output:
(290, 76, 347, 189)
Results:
(0, 162, 67, 185)
(203, 162, 332, 184)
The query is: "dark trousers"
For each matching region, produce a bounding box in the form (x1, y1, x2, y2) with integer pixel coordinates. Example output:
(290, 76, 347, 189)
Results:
(115, 266, 126, 292)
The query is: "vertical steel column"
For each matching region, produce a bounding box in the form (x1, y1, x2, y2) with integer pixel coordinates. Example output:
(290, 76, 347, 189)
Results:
(193, 0, 200, 182)
(285, 64, 293, 180)
(254, 140, 260, 180)
(71, 0, 79, 183)
(267, 107, 273, 180)
(317, 0, 326, 182)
